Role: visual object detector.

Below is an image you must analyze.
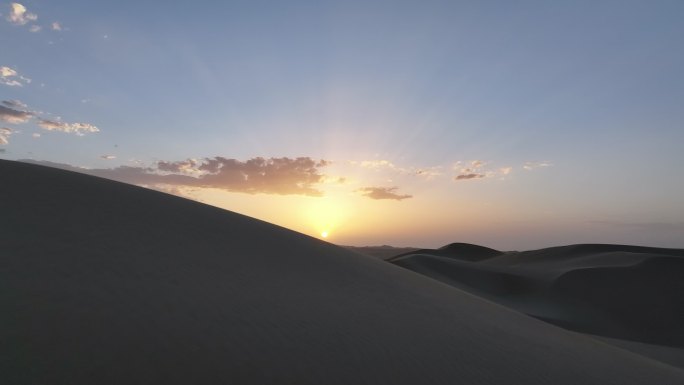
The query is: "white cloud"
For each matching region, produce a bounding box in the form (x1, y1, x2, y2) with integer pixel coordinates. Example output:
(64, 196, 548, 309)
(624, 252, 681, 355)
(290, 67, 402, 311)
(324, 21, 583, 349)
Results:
(51, 21, 62, 31)
(354, 159, 397, 171)
(0, 127, 12, 145)
(352, 159, 443, 180)
(29, 24, 41, 32)
(6, 3, 37, 26)
(523, 161, 552, 170)
(100, 155, 116, 160)
(32, 133, 41, 138)
(38, 119, 100, 135)
(0, 66, 30, 87)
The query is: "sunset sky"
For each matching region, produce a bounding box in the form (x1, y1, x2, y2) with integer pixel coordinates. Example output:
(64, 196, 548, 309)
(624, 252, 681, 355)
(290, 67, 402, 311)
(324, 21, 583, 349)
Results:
(2, 1, 683, 249)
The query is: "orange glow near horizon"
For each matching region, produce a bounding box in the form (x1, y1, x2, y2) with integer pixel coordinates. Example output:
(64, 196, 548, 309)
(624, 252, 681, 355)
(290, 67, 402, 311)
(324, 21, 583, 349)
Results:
(170, 178, 513, 247)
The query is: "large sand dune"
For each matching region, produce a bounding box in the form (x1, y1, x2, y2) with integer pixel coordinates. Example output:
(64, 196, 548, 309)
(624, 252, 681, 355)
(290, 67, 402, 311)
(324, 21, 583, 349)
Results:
(2, 159, 684, 384)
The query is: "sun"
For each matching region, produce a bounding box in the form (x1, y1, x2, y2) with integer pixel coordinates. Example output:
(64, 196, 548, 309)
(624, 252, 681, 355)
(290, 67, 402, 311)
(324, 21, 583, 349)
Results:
(321, 230, 329, 238)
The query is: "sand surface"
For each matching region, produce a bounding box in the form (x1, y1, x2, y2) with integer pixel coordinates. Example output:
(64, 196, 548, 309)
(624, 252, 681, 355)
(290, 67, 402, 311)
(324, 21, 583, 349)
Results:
(390, 243, 684, 368)
(3, 159, 684, 384)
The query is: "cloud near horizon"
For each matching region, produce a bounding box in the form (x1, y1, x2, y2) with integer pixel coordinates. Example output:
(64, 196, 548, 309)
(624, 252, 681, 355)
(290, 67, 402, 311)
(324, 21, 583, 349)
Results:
(452, 159, 516, 182)
(357, 187, 412, 201)
(351, 159, 443, 180)
(0, 105, 32, 124)
(0, 127, 13, 145)
(455, 173, 486, 181)
(523, 161, 552, 170)
(23, 157, 331, 197)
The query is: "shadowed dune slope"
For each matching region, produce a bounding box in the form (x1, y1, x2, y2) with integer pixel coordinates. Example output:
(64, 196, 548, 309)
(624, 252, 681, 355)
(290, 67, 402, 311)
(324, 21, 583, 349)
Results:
(2, 159, 684, 384)
(391, 244, 684, 351)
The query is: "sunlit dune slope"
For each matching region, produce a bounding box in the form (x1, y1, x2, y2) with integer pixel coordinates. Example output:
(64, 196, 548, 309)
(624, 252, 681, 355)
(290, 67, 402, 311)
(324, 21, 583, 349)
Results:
(2, 159, 683, 384)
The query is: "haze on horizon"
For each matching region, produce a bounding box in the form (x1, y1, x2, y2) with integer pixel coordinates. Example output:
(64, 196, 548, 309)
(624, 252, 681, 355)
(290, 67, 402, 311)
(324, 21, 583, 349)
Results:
(1, 0, 683, 250)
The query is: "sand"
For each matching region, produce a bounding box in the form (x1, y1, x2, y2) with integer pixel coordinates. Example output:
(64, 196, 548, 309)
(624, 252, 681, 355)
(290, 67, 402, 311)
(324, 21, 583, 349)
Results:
(2, 159, 684, 384)
(390, 243, 684, 368)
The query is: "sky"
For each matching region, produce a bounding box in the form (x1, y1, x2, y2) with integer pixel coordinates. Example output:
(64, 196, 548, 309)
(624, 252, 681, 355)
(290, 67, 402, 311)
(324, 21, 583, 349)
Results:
(2, 0, 683, 249)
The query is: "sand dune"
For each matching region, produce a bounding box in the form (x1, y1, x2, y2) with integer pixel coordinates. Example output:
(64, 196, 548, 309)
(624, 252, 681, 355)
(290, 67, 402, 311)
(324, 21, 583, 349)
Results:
(390, 243, 684, 367)
(2, 159, 684, 384)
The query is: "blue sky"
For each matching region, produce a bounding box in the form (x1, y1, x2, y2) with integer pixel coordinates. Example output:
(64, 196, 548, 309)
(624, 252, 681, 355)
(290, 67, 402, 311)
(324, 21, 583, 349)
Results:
(2, 1, 683, 248)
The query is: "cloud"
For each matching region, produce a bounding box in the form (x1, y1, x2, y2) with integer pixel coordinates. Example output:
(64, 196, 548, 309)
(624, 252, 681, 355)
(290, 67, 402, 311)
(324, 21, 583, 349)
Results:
(38, 119, 100, 135)
(0, 127, 13, 145)
(22, 157, 331, 197)
(2, 99, 28, 109)
(29, 24, 41, 32)
(0, 100, 100, 136)
(414, 166, 443, 180)
(353, 159, 397, 171)
(352, 159, 443, 180)
(357, 186, 412, 201)
(499, 167, 513, 175)
(455, 173, 486, 181)
(51, 22, 62, 31)
(0, 105, 32, 124)
(523, 161, 552, 170)
(0, 66, 31, 87)
(101, 155, 116, 160)
(6, 3, 37, 26)
(32, 133, 40, 138)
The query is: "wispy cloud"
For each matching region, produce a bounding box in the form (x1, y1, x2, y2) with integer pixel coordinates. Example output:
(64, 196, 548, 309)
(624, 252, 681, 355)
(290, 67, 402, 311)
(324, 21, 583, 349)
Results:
(353, 159, 398, 171)
(454, 173, 486, 181)
(23, 157, 331, 197)
(0, 127, 13, 145)
(2, 100, 28, 109)
(499, 167, 513, 175)
(100, 155, 116, 160)
(6, 3, 37, 26)
(38, 119, 99, 135)
(29, 24, 41, 32)
(452, 160, 515, 182)
(0, 66, 31, 87)
(453, 160, 488, 181)
(0, 100, 100, 137)
(351, 159, 443, 180)
(51, 22, 62, 31)
(0, 105, 32, 124)
(357, 186, 412, 201)
(523, 161, 552, 170)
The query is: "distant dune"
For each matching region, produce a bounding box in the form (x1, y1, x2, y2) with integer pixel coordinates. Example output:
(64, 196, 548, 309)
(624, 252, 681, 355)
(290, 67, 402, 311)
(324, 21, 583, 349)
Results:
(343, 245, 421, 260)
(2, 159, 684, 384)
(390, 243, 684, 367)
